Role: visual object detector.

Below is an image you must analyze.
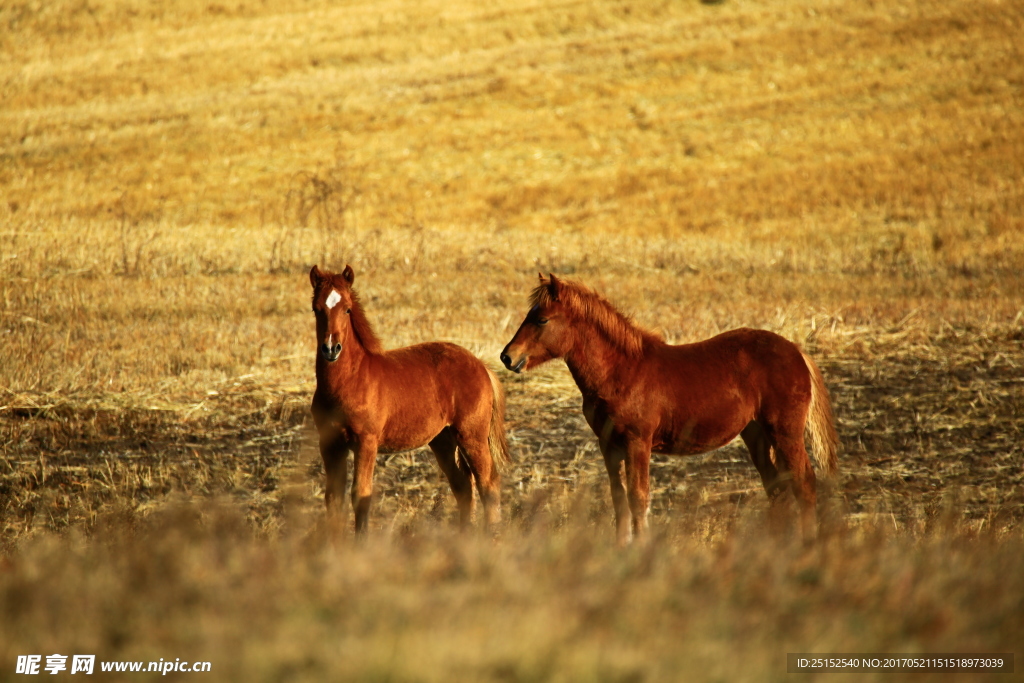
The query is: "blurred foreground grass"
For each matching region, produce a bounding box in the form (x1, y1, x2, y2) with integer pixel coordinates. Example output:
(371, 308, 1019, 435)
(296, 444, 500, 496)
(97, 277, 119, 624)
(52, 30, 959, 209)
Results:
(2, 497, 1022, 683)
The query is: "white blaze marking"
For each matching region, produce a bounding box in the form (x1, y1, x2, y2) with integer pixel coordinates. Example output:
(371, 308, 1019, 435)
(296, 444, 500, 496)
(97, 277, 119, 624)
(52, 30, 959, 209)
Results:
(325, 290, 342, 310)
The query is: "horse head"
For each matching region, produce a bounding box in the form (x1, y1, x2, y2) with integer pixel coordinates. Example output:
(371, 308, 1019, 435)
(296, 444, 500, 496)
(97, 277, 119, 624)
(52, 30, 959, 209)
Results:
(309, 264, 356, 363)
(500, 273, 573, 373)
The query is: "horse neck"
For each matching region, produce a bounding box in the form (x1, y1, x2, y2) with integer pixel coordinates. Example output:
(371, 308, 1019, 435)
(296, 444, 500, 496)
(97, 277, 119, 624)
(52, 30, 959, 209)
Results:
(562, 321, 633, 398)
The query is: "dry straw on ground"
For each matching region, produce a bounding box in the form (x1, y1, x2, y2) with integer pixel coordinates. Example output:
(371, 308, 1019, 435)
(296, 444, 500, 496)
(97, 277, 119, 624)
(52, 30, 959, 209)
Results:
(2, 0, 1023, 680)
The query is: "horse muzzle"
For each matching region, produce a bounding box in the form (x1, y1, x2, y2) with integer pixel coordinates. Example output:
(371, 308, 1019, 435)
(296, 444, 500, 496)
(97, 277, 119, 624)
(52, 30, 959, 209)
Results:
(500, 351, 526, 373)
(321, 342, 343, 362)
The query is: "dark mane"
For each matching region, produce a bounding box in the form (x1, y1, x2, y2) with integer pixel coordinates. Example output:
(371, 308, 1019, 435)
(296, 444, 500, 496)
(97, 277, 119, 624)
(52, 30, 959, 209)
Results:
(530, 278, 661, 357)
(314, 275, 384, 355)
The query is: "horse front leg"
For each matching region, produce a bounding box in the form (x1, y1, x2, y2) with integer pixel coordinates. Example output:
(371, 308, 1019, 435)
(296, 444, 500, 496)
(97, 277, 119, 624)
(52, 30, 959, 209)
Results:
(351, 435, 379, 536)
(317, 426, 350, 522)
(599, 439, 631, 546)
(624, 436, 653, 543)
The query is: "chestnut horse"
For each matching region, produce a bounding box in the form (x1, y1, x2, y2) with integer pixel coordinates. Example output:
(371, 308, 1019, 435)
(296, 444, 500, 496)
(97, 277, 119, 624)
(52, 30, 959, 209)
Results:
(309, 265, 509, 534)
(500, 274, 839, 544)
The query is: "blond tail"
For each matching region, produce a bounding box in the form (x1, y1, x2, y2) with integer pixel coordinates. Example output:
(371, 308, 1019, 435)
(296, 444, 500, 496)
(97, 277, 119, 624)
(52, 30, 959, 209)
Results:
(487, 368, 511, 468)
(802, 352, 839, 477)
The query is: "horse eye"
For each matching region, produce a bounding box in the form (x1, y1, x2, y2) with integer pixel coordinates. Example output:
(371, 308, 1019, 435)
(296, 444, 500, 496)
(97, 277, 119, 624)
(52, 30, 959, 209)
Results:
(346, 309, 351, 315)
(537, 318, 548, 325)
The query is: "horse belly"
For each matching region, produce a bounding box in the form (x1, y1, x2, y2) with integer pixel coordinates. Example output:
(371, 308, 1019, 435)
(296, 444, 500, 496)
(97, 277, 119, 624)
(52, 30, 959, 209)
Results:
(379, 414, 447, 453)
(658, 402, 753, 456)
(660, 427, 740, 456)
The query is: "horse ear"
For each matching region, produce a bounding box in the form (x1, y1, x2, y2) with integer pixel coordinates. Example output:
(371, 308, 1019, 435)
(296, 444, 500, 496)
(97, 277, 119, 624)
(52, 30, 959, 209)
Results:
(342, 265, 355, 284)
(548, 273, 560, 301)
(309, 265, 324, 288)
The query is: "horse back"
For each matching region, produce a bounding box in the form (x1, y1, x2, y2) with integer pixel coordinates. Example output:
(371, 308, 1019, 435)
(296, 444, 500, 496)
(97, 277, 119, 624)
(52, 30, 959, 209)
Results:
(637, 328, 811, 453)
(376, 341, 493, 422)
(664, 328, 809, 403)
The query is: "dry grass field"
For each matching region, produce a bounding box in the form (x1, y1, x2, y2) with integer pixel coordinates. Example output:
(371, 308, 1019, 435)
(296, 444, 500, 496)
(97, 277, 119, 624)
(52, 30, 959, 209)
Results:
(2, 0, 1023, 680)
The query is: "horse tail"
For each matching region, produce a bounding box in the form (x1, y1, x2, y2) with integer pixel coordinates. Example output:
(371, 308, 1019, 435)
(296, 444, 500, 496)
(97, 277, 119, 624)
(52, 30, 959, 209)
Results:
(486, 368, 511, 469)
(801, 352, 839, 477)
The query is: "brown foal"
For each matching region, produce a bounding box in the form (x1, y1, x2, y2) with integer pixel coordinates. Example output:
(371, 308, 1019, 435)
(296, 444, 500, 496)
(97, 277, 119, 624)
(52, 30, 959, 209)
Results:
(501, 274, 838, 544)
(310, 265, 508, 534)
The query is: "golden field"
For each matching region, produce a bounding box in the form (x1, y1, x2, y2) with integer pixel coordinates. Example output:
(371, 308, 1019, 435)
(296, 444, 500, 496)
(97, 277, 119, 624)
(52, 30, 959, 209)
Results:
(1, 0, 1023, 680)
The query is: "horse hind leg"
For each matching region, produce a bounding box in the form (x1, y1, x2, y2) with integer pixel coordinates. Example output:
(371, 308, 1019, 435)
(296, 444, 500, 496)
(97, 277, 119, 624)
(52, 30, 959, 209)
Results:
(429, 427, 475, 529)
(454, 428, 502, 531)
(741, 420, 800, 536)
(763, 421, 818, 542)
(741, 421, 788, 503)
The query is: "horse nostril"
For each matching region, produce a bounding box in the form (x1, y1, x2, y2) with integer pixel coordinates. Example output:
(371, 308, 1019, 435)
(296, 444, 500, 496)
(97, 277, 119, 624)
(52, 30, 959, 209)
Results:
(321, 342, 342, 362)
(500, 353, 511, 368)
